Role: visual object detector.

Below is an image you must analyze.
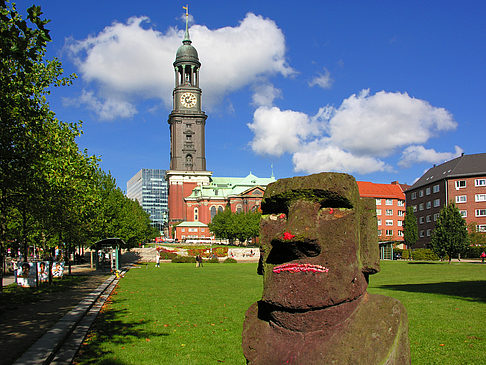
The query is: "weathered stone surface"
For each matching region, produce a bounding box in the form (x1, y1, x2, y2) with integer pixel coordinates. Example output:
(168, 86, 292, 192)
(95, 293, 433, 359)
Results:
(242, 172, 410, 364)
(243, 293, 410, 365)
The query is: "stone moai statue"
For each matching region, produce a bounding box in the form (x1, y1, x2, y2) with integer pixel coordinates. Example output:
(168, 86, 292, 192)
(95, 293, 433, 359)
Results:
(242, 172, 410, 364)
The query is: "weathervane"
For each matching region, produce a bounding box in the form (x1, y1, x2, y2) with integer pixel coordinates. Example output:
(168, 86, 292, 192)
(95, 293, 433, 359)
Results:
(183, 4, 189, 34)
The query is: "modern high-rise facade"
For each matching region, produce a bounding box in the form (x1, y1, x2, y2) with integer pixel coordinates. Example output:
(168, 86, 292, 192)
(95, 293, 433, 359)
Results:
(127, 169, 168, 233)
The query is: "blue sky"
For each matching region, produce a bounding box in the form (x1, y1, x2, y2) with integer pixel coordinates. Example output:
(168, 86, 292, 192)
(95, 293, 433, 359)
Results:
(17, 0, 486, 190)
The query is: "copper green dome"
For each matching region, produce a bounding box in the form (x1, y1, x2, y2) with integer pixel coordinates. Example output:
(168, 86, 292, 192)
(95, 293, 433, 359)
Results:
(174, 29, 200, 65)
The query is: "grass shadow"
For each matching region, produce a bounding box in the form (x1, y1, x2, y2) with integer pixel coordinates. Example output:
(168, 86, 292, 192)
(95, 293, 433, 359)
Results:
(75, 305, 169, 363)
(378, 280, 486, 302)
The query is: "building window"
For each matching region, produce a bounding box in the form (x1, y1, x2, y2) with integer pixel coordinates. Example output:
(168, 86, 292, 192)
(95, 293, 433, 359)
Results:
(419, 216, 425, 224)
(413, 205, 417, 212)
(398, 210, 404, 217)
(386, 230, 393, 236)
(386, 199, 393, 205)
(210, 206, 217, 221)
(426, 201, 431, 209)
(433, 198, 441, 207)
(411, 192, 417, 200)
(377, 219, 382, 226)
(419, 203, 424, 211)
(433, 213, 439, 221)
(236, 204, 243, 213)
(181, 228, 185, 232)
(426, 187, 431, 195)
(419, 230, 424, 237)
(377, 230, 382, 236)
(398, 200, 405, 207)
(397, 230, 404, 237)
(455, 195, 467, 203)
(475, 194, 486, 202)
(426, 215, 431, 222)
(376, 199, 382, 205)
(419, 190, 424, 197)
(426, 229, 431, 237)
(433, 184, 440, 193)
(475, 179, 486, 187)
(194, 207, 199, 221)
(386, 209, 393, 215)
(460, 210, 467, 218)
(476, 209, 486, 217)
(477, 225, 486, 232)
(376, 209, 382, 215)
(455, 180, 466, 189)
(386, 219, 393, 226)
(397, 220, 403, 227)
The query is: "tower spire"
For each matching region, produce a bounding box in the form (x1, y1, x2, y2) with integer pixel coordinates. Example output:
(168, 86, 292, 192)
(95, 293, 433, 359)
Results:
(182, 5, 190, 43)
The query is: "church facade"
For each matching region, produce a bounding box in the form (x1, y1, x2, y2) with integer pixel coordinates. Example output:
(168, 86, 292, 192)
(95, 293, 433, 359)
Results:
(166, 14, 274, 238)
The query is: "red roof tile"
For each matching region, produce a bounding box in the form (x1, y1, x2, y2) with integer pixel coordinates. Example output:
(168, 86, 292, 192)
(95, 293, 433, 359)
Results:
(357, 181, 405, 200)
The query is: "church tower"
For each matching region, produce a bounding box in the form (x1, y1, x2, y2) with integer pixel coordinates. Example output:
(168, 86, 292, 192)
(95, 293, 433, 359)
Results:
(166, 8, 212, 232)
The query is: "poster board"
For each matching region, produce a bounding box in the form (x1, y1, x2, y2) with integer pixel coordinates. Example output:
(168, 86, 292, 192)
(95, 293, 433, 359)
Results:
(37, 261, 49, 283)
(16, 262, 37, 287)
(51, 261, 65, 278)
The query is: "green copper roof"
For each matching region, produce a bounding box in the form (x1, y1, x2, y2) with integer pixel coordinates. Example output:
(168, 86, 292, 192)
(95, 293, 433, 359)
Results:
(186, 173, 276, 199)
(174, 12, 199, 65)
(177, 221, 208, 227)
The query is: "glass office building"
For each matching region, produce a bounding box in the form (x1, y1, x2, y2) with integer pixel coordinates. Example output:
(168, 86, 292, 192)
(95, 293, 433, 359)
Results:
(127, 169, 168, 234)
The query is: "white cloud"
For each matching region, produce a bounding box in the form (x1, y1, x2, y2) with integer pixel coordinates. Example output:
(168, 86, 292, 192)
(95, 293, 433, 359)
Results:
(293, 142, 390, 175)
(248, 89, 459, 175)
(309, 68, 333, 89)
(328, 89, 457, 156)
(72, 90, 137, 120)
(247, 106, 319, 157)
(251, 83, 282, 107)
(67, 13, 294, 119)
(398, 145, 463, 167)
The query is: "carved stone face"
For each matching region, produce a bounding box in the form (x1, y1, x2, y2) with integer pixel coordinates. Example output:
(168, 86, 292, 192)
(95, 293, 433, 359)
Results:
(259, 172, 379, 309)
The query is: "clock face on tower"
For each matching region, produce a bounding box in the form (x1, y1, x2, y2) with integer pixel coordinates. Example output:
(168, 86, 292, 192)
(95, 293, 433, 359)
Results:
(180, 92, 197, 108)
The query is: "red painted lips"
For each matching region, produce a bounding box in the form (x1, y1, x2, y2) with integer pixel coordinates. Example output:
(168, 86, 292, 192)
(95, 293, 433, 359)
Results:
(273, 263, 329, 274)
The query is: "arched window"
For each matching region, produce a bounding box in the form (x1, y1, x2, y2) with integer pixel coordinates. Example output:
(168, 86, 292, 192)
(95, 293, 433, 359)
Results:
(236, 204, 242, 213)
(194, 207, 199, 221)
(210, 206, 217, 221)
(218, 206, 224, 213)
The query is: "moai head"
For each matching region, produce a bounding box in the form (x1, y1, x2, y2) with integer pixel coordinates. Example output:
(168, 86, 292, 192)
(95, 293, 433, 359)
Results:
(259, 172, 379, 309)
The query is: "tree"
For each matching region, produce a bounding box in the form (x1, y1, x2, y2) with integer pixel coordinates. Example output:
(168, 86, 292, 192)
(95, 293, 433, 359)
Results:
(0, 1, 75, 287)
(467, 222, 486, 246)
(403, 207, 418, 259)
(430, 202, 469, 263)
(209, 208, 261, 244)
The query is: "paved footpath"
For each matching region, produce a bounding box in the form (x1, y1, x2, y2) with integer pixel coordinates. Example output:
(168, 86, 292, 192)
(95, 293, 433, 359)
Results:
(0, 263, 118, 365)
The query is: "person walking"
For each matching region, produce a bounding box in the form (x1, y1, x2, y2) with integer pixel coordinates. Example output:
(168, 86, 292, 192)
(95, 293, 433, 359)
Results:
(155, 251, 160, 267)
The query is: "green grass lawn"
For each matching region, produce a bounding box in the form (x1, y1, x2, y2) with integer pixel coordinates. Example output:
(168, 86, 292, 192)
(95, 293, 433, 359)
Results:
(74, 261, 486, 364)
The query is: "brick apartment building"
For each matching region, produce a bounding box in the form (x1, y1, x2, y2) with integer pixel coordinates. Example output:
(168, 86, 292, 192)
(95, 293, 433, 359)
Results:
(357, 181, 408, 247)
(405, 153, 486, 247)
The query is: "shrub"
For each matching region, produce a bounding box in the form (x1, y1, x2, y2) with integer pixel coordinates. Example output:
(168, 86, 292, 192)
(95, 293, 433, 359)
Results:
(464, 245, 486, 259)
(412, 248, 440, 261)
(402, 250, 410, 259)
(159, 251, 177, 260)
(205, 256, 219, 263)
(171, 255, 196, 263)
(223, 257, 237, 263)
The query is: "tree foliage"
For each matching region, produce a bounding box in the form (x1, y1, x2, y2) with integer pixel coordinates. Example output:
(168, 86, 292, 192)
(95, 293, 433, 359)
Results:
(467, 222, 486, 246)
(430, 202, 469, 263)
(0, 2, 156, 285)
(209, 208, 261, 244)
(403, 206, 418, 251)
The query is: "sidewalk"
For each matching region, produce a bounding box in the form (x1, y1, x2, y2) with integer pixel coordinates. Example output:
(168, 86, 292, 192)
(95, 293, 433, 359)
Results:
(0, 263, 112, 365)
